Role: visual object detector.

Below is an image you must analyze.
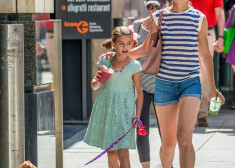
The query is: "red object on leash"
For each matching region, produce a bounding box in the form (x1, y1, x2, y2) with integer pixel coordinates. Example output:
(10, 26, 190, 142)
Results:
(132, 117, 147, 136)
(138, 126, 147, 136)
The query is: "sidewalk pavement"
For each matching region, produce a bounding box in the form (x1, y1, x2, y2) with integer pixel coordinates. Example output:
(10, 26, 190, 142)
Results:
(63, 107, 235, 168)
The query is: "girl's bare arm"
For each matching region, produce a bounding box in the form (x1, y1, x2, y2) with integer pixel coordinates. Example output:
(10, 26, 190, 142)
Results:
(198, 17, 225, 104)
(132, 72, 143, 118)
(91, 68, 102, 90)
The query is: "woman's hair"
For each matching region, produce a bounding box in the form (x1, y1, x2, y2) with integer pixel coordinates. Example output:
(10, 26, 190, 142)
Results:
(167, 0, 172, 6)
(101, 26, 138, 50)
(167, 0, 192, 7)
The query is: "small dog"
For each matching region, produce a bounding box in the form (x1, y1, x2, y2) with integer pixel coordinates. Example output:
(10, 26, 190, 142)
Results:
(19, 161, 37, 168)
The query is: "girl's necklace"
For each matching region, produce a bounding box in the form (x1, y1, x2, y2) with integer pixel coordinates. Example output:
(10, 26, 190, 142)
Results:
(111, 55, 126, 73)
(112, 64, 124, 73)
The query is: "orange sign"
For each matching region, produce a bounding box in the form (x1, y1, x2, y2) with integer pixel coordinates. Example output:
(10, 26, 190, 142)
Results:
(64, 21, 89, 34)
(61, 5, 66, 11)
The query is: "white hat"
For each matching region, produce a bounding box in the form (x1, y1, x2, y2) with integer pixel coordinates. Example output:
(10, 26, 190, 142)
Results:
(144, 0, 166, 7)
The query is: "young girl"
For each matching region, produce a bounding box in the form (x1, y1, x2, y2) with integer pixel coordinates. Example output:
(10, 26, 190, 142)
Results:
(129, 0, 225, 167)
(84, 26, 143, 168)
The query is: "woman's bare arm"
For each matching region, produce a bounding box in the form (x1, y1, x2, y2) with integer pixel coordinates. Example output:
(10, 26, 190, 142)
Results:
(130, 20, 158, 59)
(198, 17, 225, 104)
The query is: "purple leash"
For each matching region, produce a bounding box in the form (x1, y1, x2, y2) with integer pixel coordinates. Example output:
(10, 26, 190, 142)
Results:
(77, 117, 145, 168)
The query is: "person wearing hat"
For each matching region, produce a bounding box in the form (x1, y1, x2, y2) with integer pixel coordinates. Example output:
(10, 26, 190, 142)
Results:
(132, 1, 168, 168)
(144, 0, 167, 8)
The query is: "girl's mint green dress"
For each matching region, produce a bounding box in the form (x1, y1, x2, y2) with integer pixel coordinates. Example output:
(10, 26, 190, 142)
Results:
(84, 57, 142, 150)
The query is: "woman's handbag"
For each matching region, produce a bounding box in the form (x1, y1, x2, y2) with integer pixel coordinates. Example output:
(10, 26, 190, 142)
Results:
(223, 9, 235, 54)
(142, 11, 163, 75)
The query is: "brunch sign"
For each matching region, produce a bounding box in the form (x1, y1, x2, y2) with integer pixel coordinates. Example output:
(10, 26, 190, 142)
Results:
(56, 0, 111, 39)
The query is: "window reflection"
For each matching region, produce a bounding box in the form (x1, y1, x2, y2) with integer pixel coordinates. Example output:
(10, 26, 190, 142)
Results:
(36, 21, 55, 85)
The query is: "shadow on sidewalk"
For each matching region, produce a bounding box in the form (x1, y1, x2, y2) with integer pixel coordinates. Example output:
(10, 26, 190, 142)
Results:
(63, 125, 86, 141)
(194, 107, 235, 136)
(64, 126, 87, 149)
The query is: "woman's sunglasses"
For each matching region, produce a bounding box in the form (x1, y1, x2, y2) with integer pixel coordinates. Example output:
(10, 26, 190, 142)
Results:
(146, 4, 161, 10)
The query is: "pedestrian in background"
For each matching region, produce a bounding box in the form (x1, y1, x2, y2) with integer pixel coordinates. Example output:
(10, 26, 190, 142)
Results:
(190, 0, 225, 127)
(132, 0, 167, 168)
(224, 4, 235, 109)
(225, 0, 235, 12)
(130, 0, 225, 167)
(84, 26, 143, 168)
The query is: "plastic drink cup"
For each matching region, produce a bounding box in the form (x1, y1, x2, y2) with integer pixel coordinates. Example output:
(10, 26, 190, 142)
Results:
(98, 65, 114, 84)
(209, 97, 222, 116)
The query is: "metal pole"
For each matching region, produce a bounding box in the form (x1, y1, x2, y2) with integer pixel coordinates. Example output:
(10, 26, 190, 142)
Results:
(0, 24, 24, 168)
(82, 38, 87, 120)
(51, 20, 64, 168)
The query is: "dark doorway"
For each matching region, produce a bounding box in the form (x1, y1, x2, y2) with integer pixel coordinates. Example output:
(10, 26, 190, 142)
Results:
(62, 40, 82, 120)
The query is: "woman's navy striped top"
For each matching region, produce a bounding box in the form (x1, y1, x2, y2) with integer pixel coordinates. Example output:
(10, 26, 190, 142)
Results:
(152, 7, 205, 82)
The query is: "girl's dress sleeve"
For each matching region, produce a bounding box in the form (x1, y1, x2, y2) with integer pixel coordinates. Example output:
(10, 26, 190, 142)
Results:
(225, 7, 235, 29)
(97, 57, 109, 68)
(132, 60, 142, 75)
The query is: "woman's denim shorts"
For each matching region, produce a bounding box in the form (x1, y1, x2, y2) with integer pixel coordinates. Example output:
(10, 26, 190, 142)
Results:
(154, 77, 202, 106)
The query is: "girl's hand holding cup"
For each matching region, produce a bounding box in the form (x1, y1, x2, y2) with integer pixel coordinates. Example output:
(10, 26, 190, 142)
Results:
(94, 70, 103, 82)
(91, 69, 103, 90)
(97, 65, 114, 84)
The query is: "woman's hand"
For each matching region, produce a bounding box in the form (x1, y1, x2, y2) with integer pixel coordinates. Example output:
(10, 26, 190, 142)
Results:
(209, 88, 225, 105)
(214, 39, 224, 53)
(98, 52, 115, 60)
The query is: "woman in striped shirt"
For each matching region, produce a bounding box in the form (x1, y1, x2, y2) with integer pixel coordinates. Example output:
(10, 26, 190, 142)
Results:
(130, 0, 225, 167)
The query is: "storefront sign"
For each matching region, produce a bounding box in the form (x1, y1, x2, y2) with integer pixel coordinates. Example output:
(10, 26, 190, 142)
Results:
(56, 0, 111, 39)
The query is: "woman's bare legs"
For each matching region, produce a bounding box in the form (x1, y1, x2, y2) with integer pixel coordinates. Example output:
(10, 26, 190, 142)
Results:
(177, 97, 201, 168)
(117, 149, 131, 168)
(107, 150, 119, 168)
(155, 103, 179, 168)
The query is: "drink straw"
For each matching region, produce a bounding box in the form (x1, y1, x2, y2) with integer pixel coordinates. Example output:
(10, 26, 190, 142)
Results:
(216, 89, 219, 101)
(108, 55, 116, 68)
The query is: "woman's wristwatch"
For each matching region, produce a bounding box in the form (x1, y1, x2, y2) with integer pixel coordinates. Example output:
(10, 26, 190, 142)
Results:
(218, 35, 224, 39)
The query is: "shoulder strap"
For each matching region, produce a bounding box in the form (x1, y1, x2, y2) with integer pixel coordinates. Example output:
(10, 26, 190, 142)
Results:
(137, 21, 142, 34)
(158, 11, 163, 29)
